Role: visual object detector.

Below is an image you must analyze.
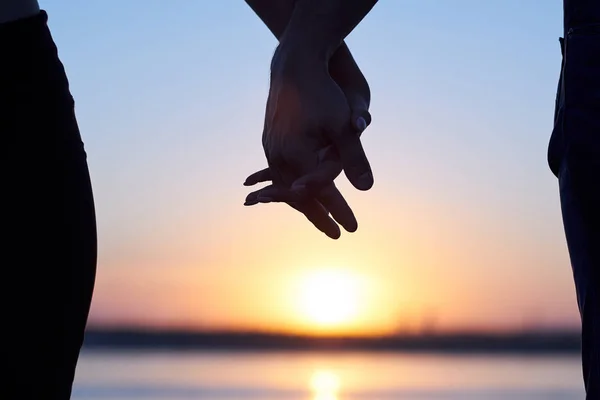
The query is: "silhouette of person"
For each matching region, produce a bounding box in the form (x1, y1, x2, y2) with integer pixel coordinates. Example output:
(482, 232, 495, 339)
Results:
(242, 1, 599, 397)
(0, 1, 597, 399)
(2, 1, 97, 400)
(546, 1, 600, 396)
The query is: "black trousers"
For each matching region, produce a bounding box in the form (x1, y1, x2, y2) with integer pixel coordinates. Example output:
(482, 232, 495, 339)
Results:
(549, 1, 600, 398)
(0, 11, 97, 400)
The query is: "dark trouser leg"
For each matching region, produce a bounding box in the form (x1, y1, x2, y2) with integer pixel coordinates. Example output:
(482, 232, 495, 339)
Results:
(0, 11, 97, 400)
(550, 1, 600, 397)
(559, 158, 600, 398)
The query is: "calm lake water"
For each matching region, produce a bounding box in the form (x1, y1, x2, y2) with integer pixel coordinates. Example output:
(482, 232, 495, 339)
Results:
(72, 351, 586, 400)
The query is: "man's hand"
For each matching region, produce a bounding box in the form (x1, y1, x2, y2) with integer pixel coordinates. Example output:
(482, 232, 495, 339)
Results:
(243, 46, 373, 239)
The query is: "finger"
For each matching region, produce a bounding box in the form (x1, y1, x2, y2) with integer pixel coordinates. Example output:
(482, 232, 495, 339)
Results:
(252, 186, 303, 204)
(289, 156, 342, 194)
(254, 150, 341, 202)
(244, 185, 275, 206)
(288, 200, 341, 240)
(245, 186, 342, 239)
(246, 187, 341, 238)
(250, 183, 356, 234)
(327, 122, 374, 191)
(244, 168, 272, 186)
(316, 183, 358, 233)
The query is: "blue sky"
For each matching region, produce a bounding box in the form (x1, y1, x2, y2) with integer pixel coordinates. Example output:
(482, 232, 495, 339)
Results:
(37, 1, 576, 333)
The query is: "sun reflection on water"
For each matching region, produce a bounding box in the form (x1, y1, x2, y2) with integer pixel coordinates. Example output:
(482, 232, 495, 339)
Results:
(310, 369, 340, 400)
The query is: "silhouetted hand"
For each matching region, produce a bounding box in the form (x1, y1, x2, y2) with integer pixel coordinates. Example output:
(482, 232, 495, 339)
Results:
(243, 48, 373, 239)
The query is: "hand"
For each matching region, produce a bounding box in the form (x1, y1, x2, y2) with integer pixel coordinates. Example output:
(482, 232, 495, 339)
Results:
(243, 46, 373, 239)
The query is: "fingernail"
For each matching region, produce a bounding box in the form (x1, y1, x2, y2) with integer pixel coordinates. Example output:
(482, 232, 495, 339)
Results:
(356, 172, 373, 190)
(355, 117, 367, 132)
(244, 199, 258, 206)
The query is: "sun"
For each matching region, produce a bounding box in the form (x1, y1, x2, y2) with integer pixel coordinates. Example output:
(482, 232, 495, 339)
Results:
(297, 269, 362, 327)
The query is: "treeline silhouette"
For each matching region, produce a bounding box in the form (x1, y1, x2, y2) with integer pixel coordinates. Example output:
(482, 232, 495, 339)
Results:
(83, 328, 580, 354)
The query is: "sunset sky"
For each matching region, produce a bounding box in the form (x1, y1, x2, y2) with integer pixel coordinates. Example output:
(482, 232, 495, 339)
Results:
(41, 0, 576, 336)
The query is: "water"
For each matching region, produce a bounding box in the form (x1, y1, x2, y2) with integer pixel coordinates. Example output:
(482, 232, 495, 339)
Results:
(72, 351, 586, 400)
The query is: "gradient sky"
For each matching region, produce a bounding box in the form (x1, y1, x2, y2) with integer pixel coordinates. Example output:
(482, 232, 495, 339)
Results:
(40, 0, 574, 335)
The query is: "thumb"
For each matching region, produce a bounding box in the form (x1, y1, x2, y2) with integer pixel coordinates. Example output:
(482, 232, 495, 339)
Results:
(346, 90, 372, 136)
(327, 96, 373, 191)
(351, 109, 372, 137)
(328, 119, 374, 191)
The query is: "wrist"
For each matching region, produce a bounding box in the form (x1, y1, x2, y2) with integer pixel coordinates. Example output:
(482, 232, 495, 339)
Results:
(278, 20, 342, 64)
(271, 38, 329, 78)
(277, 39, 330, 66)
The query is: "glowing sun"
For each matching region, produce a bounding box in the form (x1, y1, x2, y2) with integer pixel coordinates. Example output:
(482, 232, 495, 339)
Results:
(298, 269, 362, 327)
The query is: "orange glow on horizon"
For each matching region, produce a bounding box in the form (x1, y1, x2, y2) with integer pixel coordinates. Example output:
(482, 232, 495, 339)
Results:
(89, 191, 580, 337)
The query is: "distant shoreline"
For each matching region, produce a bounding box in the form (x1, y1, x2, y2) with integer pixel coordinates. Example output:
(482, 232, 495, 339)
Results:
(83, 328, 581, 354)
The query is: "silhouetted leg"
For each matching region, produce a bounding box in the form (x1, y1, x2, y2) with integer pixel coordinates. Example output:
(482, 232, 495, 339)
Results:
(0, 11, 97, 400)
(550, 1, 600, 397)
(559, 158, 600, 399)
